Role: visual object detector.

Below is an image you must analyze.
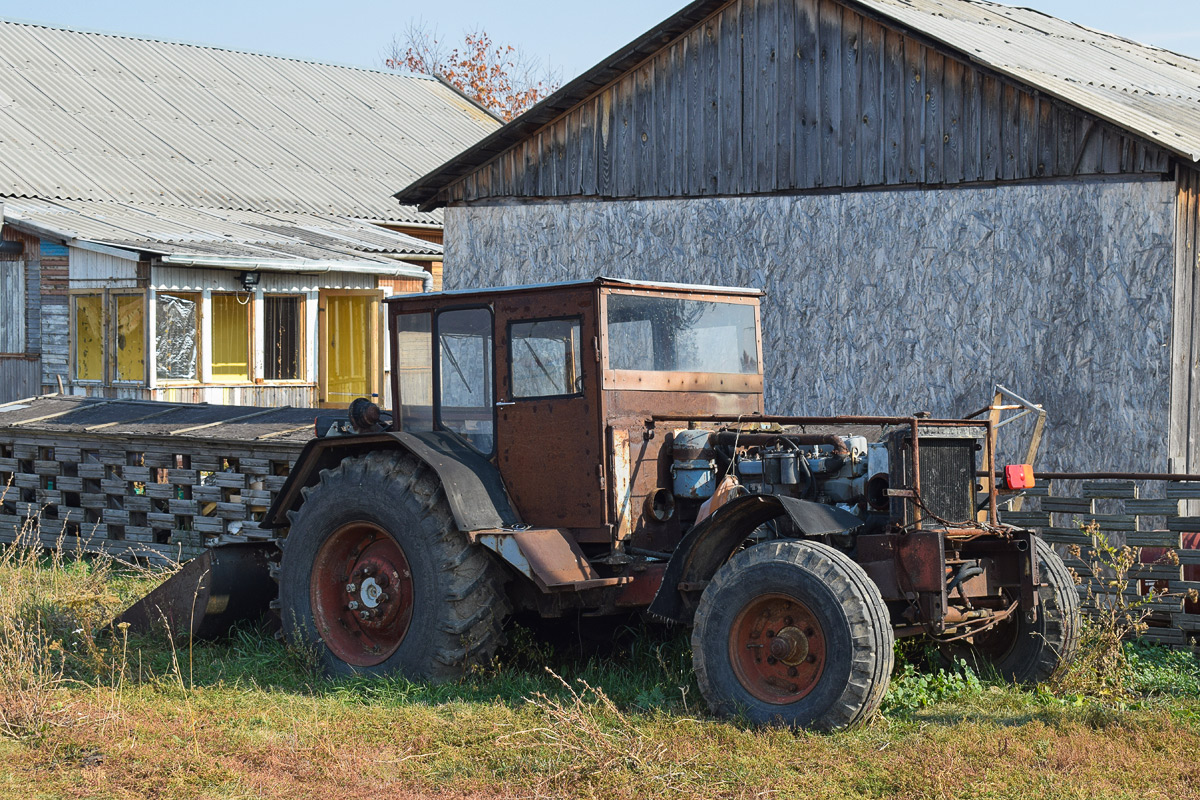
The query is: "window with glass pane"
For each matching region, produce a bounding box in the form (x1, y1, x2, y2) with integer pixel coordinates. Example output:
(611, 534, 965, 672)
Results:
(212, 294, 250, 380)
(73, 294, 104, 381)
(156, 293, 198, 380)
(606, 295, 758, 374)
(437, 308, 493, 454)
(396, 313, 433, 431)
(511, 318, 582, 398)
(114, 294, 145, 382)
(264, 295, 301, 380)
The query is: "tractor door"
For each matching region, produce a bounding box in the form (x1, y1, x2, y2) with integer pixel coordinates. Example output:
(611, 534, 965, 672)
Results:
(493, 291, 606, 530)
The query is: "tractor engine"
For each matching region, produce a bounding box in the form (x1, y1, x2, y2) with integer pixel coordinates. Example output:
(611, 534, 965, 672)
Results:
(671, 426, 981, 533)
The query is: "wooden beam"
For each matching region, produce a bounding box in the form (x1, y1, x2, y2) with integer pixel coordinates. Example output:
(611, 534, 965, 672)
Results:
(169, 407, 288, 436)
(85, 405, 179, 431)
(8, 400, 113, 427)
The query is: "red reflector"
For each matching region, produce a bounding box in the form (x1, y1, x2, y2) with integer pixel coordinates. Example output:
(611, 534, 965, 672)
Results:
(1004, 464, 1035, 490)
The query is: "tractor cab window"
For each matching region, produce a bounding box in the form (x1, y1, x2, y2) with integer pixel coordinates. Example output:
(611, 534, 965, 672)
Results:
(395, 312, 433, 431)
(436, 307, 494, 455)
(510, 317, 583, 398)
(607, 294, 759, 374)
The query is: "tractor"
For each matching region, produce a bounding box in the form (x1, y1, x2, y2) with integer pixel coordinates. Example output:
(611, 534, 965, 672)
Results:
(121, 277, 1080, 730)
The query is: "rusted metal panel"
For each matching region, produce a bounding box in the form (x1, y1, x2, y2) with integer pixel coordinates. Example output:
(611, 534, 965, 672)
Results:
(114, 542, 276, 637)
(610, 427, 635, 542)
(493, 284, 606, 529)
(472, 528, 619, 590)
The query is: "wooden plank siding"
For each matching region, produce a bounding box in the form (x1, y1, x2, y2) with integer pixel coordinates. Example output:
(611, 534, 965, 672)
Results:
(434, 0, 1171, 206)
(1171, 166, 1200, 475)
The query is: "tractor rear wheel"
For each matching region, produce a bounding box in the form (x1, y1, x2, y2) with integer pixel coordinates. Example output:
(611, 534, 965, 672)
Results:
(279, 451, 508, 679)
(691, 540, 894, 731)
(939, 535, 1080, 683)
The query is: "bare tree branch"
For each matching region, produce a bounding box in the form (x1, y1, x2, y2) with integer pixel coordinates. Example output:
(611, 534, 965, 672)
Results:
(383, 20, 561, 121)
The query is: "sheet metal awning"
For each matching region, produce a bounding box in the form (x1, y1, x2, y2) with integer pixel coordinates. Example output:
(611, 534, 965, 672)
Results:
(3, 198, 442, 277)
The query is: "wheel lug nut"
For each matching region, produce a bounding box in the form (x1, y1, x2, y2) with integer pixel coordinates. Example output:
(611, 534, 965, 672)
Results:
(359, 610, 371, 620)
(378, 592, 389, 603)
(806, 654, 816, 663)
(766, 630, 775, 638)
(347, 601, 359, 610)
(788, 666, 798, 677)
(766, 656, 777, 665)
(346, 583, 357, 593)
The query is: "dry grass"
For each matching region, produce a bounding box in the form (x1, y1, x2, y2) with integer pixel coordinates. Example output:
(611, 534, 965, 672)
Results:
(0, 510, 1197, 799)
(0, 488, 166, 743)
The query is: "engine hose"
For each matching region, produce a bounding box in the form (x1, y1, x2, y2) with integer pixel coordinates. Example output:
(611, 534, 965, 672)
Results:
(945, 561, 984, 595)
(798, 452, 817, 500)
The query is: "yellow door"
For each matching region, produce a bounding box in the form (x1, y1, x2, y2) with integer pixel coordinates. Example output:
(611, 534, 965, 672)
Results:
(319, 291, 381, 407)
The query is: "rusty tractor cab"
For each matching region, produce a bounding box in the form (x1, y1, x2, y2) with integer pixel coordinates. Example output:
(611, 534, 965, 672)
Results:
(121, 277, 1079, 731)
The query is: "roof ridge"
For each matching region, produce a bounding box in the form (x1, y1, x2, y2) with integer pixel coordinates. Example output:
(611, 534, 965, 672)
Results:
(0, 15, 438, 81)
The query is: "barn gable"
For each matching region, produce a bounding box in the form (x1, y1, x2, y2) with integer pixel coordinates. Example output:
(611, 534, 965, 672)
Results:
(403, 0, 1177, 210)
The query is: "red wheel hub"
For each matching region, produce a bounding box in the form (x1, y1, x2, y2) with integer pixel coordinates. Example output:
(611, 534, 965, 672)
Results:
(311, 522, 415, 667)
(728, 592, 826, 704)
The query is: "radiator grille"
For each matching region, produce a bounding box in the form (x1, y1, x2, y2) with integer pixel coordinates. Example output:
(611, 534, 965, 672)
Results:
(889, 435, 977, 526)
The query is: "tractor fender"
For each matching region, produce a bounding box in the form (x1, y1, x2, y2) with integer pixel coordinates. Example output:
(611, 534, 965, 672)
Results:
(647, 494, 864, 623)
(263, 430, 521, 533)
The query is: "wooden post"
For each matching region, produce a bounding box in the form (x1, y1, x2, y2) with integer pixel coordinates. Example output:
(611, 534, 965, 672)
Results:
(200, 289, 213, 386)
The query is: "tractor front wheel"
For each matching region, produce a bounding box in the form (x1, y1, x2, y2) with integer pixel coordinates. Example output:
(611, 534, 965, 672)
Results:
(939, 535, 1080, 683)
(691, 539, 894, 731)
(279, 451, 508, 679)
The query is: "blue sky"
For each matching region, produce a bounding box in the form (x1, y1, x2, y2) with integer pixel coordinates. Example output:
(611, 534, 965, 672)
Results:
(0, 1, 1195, 80)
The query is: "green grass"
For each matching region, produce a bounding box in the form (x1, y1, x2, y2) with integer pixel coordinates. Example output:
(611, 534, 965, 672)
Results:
(3, 544, 1200, 800)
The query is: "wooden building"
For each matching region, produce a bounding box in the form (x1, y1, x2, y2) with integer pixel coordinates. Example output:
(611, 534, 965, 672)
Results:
(0, 20, 500, 407)
(396, 0, 1200, 473)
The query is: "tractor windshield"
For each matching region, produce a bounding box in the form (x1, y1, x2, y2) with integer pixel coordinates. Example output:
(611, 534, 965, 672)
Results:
(606, 294, 759, 375)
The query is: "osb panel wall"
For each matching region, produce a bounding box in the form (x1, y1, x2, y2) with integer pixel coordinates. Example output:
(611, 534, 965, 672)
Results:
(445, 176, 1176, 472)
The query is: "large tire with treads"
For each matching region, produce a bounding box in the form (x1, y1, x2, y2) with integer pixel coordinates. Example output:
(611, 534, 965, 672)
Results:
(691, 539, 894, 731)
(279, 451, 508, 679)
(940, 535, 1080, 683)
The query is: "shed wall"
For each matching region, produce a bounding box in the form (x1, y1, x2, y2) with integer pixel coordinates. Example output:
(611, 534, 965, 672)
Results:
(445, 176, 1176, 472)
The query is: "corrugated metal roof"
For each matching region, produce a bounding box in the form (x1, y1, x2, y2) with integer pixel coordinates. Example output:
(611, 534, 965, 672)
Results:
(395, 0, 1200, 209)
(3, 198, 442, 263)
(0, 18, 500, 223)
(854, 0, 1200, 163)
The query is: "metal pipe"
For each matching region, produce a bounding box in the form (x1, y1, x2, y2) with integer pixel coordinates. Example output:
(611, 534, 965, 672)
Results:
(982, 470, 1200, 482)
(911, 419, 922, 527)
(649, 413, 992, 428)
(713, 430, 849, 455)
(986, 420, 998, 526)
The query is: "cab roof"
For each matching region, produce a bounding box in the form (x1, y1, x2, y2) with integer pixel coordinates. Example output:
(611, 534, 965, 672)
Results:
(385, 276, 764, 303)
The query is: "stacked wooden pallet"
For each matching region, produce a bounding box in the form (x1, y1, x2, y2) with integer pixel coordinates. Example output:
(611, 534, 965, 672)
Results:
(0, 395, 315, 562)
(1006, 479, 1200, 648)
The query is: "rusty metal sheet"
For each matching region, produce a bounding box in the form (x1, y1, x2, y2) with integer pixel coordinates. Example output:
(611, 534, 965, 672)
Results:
(493, 285, 607, 529)
(474, 528, 612, 590)
(114, 542, 276, 638)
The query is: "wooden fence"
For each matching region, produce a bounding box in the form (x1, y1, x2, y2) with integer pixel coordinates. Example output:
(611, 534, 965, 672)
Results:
(0, 395, 312, 562)
(1004, 479, 1200, 649)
